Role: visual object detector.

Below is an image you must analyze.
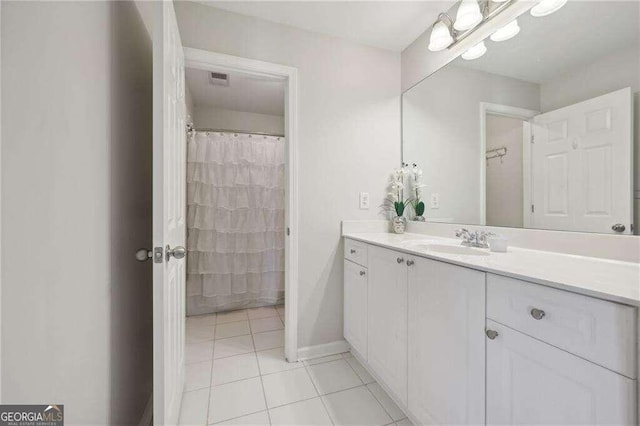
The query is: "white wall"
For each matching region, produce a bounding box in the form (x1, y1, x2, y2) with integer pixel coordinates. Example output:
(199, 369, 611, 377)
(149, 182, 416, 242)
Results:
(403, 64, 539, 224)
(174, 1, 401, 349)
(486, 114, 524, 227)
(1, 2, 153, 423)
(193, 106, 284, 135)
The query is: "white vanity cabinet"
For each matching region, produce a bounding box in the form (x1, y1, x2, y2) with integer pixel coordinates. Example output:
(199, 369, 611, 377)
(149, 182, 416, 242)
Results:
(486, 274, 638, 425)
(343, 239, 369, 359)
(343, 259, 368, 359)
(408, 256, 486, 425)
(486, 320, 637, 425)
(367, 245, 408, 405)
(342, 237, 638, 425)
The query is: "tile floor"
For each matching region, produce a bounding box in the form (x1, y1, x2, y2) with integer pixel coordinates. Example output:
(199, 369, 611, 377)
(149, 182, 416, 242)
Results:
(180, 305, 412, 426)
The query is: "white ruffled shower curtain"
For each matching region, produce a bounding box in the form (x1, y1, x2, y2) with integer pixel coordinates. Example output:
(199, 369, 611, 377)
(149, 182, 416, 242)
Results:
(186, 131, 285, 315)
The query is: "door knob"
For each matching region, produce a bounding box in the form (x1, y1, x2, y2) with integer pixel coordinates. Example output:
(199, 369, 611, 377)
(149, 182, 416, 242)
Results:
(396, 257, 405, 264)
(611, 224, 626, 233)
(486, 329, 499, 340)
(166, 245, 186, 261)
(359, 271, 366, 276)
(350, 249, 356, 254)
(137, 247, 164, 263)
(135, 248, 152, 262)
(406, 260, 415, 266)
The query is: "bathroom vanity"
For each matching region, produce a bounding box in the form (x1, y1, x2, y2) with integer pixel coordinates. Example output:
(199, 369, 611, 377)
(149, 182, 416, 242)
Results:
(342, 232, 639, 425)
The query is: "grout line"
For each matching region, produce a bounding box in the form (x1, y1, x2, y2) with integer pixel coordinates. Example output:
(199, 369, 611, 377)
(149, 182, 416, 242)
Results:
(204, 338, 215, 426)
(210, 408, 268, 426)
(249, 314, 273, 426)
(365, 382, 400, 423)
(361, 385, 393, 425)
(343, 354, 366, 385)
(341, 355, 396, 422)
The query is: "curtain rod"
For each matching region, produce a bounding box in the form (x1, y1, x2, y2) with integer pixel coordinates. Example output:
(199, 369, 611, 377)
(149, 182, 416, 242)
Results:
(187, 125, 284, 138)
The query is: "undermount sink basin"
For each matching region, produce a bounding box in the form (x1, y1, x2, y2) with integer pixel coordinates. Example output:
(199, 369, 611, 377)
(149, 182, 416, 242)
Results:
(403, 240, 490, 256)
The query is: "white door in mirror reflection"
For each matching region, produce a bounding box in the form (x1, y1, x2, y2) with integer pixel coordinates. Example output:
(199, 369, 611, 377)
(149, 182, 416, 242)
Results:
(530, 87, 632, 234)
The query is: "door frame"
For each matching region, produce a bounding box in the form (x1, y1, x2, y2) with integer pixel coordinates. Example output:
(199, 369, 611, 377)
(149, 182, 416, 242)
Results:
(479, 102, 538, 226)
(184, 48, 300, 362)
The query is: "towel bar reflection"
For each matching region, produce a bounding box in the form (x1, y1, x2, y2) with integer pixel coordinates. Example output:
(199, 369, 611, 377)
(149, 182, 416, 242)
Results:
(486, 146, 507, 163)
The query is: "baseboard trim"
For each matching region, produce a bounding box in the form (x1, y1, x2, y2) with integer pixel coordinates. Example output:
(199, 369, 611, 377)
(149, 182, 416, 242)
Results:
(139, 392, 153, 426)
(297, 340, 349, 361)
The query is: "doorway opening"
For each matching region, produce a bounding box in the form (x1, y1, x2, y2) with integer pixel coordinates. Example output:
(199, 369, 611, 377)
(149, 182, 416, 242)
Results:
(183, 48, 299, 365)
(479, 102, 538, 227)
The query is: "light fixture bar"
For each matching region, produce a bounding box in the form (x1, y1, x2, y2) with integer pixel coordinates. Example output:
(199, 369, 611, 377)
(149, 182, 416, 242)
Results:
(447, 0, 517, 50)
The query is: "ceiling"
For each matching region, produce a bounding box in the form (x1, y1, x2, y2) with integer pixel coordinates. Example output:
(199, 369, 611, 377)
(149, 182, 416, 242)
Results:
(454, 1, 640, 84)
(186, 68, 286, 116)
(197, 1, 456, 52)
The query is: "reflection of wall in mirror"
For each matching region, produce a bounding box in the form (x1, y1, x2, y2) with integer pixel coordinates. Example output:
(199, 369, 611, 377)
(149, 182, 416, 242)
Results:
(402, 65, 540, 225)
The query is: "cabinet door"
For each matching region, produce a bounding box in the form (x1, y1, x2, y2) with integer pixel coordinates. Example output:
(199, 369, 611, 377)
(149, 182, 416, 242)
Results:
(486, 320, 637, 425)
(407, 257, 486, 425)
(344, 259, 368, 359)
(368, 245, 408, 405)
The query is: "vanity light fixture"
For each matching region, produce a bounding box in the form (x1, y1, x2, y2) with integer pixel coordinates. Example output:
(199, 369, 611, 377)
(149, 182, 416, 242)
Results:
(428, 14, 455, 51)
(530, 0, 568, 17)
(462, 41, 487, 60)
(427, 0, 516, 52)
(454, 0, 483, 31)
(490, 19, 520, 42)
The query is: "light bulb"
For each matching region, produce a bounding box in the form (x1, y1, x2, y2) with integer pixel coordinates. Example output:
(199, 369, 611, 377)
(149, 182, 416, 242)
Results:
(428, 20, 454, 51)
(531, 0, 568, 17)
(490, 19, 520, 42)
(454, 0, 483, 31)
(461, 41, 487, 60)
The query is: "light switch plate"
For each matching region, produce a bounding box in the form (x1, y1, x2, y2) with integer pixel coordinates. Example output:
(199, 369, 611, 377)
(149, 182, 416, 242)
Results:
(359, 192, 370, 210)
(430, 193, 440, 209)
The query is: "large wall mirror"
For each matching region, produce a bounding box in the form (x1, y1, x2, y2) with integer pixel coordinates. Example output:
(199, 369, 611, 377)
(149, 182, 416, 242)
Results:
(402, 0, 639, 235)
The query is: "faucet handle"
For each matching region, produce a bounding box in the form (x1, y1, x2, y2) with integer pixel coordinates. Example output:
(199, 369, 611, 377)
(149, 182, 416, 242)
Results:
(477, 231, 495, 248)
(455, 228, 469, 238)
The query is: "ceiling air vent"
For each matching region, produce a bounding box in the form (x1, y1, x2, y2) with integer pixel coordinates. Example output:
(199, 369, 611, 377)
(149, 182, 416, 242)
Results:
(208, 72, 229, 86)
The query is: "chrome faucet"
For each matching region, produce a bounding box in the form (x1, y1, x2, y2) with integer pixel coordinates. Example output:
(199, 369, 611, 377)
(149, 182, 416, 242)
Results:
(455, 228, 493, 248)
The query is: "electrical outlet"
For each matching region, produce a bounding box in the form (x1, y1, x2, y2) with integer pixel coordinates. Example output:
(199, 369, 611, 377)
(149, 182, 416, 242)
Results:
(359, 192, 370, 210)
(430, 193, 440, 209)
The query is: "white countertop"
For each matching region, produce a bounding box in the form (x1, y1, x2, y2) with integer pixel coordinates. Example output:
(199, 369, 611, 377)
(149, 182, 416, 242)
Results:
(343, 232, 640, 307)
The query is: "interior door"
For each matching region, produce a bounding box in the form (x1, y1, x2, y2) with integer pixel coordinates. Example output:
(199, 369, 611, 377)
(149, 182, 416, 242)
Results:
(531, 87, 633, 233)
(153, 2, 187, 424)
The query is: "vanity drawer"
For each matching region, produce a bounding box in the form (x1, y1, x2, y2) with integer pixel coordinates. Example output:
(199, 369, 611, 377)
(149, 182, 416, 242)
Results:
(487, 274, 637, 378)
(344, 239, 368, 267)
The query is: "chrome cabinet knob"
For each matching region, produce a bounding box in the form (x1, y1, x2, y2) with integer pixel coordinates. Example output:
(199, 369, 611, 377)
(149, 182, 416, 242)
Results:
(166, 245, 187, 261)
(486, 329, 499, 340)
(611, 224, 626, 233)
(359, 270, 366, 276)
(350, 249, 356, 254)
(135, 248, 152, 262)
(406, 260, 415, 266)
(530, 308, 546, 320)
(396, 257, 405, 264)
